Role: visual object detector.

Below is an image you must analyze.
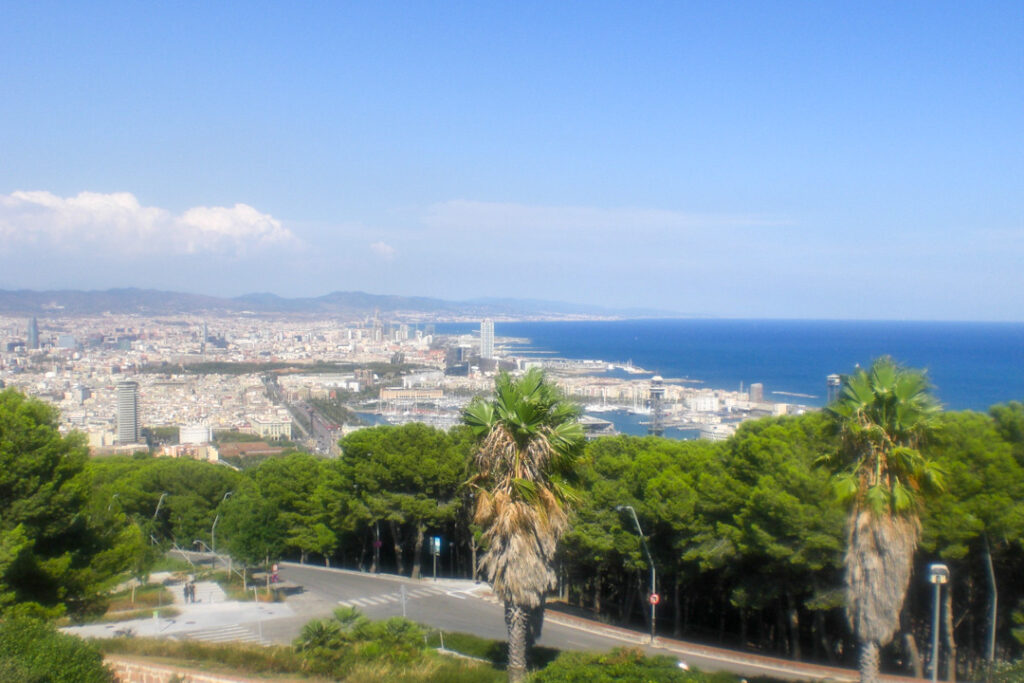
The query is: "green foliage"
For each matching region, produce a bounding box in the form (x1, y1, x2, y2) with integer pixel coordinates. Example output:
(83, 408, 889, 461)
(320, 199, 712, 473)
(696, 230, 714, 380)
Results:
(0, 389, 137, 618)
(529, 647, 734, 683)
(424, 629, 560, 669)
(310, 396, 366, 426)
(293, 607, 429, 677)
(0, 617, 113, 682)
(220, 490, 286, 566)
(989, 658, 1024, 683)
(336, 422, 468, 576)
(823, 356, 942, 515)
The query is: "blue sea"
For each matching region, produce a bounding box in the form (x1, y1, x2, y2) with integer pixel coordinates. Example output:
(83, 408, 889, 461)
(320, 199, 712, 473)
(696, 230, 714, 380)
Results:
(434, 319, 1024, 413)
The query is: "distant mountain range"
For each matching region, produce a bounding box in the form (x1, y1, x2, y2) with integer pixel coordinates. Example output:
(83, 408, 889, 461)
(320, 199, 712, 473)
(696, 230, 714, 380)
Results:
(0, 288, 679, 319)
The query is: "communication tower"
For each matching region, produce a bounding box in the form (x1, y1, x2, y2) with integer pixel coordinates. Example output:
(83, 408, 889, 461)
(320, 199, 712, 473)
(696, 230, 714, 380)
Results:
(826, 374, 842, 404)
(648, 376, 665, 437)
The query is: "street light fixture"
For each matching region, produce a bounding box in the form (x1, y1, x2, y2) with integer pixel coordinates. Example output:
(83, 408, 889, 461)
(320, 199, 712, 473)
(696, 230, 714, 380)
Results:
(928, 563, 950, 683)
(153, 492, 168, 520)
(211, 491, 233, 554)
(616, 504, 657, 644)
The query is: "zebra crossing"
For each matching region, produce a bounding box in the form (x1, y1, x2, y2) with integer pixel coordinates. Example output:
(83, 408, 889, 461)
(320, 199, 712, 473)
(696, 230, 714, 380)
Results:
(179, 624, 261, 644)
(337, 586, 447, 608)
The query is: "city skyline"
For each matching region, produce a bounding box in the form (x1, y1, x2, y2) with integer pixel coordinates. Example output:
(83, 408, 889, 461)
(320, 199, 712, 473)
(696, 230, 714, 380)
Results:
(1, 3, 1022, 321)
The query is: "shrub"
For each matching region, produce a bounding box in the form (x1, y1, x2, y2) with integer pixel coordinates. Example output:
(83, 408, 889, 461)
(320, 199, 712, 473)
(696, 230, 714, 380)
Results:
(294, 607, 429, 677)
(529, 647, 738, 683)
(0, 617, 113, 683)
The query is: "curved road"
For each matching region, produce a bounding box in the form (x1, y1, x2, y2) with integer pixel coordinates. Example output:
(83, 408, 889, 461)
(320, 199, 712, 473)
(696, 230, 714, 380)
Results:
(275, 562, 919, 682)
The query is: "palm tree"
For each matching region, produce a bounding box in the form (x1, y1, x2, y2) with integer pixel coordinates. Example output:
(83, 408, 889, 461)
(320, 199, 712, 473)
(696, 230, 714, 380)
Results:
(463, 368, 584, 682)
(824, 357, 944, 683)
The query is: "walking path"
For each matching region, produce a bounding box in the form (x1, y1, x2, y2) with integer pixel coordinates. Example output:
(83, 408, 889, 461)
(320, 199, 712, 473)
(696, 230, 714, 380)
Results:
(64, 574, 293, 645)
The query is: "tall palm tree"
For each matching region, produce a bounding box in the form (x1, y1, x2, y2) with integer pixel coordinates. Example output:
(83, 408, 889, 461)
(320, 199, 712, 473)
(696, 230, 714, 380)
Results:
(463, 369, 584, 682)
(824, 357, 944, 683)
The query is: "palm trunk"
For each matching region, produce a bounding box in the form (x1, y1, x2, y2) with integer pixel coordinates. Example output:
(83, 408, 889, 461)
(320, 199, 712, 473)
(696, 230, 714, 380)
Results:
(505, 601, 529, 682)
(860, 640, 880, 683)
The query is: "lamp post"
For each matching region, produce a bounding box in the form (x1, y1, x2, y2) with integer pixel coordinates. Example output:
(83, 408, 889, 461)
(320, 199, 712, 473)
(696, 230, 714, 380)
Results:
(616, 504, 657, 644)
(149, 492, 169, 545)
(929, 563, 950, 683)
(211, 491, 233, 555)
(153, 492, 168, 520)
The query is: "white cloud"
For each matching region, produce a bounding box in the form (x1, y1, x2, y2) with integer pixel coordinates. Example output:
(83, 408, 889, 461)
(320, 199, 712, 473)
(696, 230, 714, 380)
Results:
(0, 190, 298, 255)
(369, 241, 396, 260)
(423, 200, 789, 234)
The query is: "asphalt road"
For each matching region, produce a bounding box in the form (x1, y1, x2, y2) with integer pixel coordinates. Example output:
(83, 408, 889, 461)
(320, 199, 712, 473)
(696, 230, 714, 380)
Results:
(155, 553, 909, 682)
(277, 562, 886, 682)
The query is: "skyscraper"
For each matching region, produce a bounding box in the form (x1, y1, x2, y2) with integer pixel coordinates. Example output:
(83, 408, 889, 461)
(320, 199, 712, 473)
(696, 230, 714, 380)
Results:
(749, 382, 764, 402)
(116, 380, 140, 444)
(480, 319, 494, 359)
(27, 316, 39, 349)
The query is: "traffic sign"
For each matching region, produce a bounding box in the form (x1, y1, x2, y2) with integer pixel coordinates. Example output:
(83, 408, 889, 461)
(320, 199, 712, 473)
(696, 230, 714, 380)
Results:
(649, 593, 660, 605)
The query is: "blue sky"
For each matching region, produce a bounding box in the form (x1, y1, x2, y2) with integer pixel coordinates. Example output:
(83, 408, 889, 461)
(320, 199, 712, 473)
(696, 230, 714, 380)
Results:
(1, 1, 1021, 320)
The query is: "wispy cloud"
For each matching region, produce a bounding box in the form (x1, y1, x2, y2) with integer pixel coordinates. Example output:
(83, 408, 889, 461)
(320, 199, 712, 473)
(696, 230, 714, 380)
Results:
(0, 190, 299, 256)
(423, 200, 790, 234)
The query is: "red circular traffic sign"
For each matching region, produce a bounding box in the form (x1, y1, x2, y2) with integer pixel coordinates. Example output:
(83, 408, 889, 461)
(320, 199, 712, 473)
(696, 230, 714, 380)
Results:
(649, 593, 660, 605)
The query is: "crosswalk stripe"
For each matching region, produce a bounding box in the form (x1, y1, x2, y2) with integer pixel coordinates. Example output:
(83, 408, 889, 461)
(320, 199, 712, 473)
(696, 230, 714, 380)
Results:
(184, 625, 260, 644)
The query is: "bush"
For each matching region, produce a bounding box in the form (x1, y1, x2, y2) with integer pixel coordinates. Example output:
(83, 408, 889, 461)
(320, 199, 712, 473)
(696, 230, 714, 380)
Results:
(294, 607, 430, 677)
(990, 659, 1024, 683)
(529, 647, 738, 683)
(0, 617, 113, 682)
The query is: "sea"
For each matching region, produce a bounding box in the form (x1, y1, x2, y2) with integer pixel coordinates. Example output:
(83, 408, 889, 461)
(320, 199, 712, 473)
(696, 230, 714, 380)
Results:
(434, 319, 1024, 417)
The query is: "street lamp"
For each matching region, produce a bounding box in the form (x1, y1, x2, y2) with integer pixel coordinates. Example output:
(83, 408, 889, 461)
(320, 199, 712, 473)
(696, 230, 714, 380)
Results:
(211, 491, 233, 554)
(153, 492, 168, 520)
(616, 504, 657, 644)
(928, 563, 950, 683)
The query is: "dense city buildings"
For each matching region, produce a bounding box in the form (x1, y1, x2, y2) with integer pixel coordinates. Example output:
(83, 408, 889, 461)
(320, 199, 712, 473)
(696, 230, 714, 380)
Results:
(0, 312, 807, 455)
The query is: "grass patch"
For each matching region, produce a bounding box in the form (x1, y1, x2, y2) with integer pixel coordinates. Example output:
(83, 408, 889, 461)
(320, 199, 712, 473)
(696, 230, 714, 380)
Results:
(96, 636, 503, 682)
(97, 637, 303, 675)
(105, 584, 173, 613)
(151, 555, 195, 573)
(423, 628, 560, 670)
(99, 606, 180, 623)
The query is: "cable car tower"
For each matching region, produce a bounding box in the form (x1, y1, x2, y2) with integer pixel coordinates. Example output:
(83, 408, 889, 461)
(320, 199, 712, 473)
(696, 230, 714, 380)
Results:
(648, 375, 665, 437)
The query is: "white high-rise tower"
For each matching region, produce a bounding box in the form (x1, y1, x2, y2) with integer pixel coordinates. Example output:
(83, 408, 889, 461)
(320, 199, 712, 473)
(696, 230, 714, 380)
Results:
(116, 380, 140, 444)
(480, 319, 495, 359)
